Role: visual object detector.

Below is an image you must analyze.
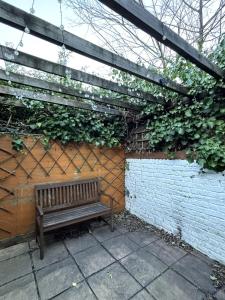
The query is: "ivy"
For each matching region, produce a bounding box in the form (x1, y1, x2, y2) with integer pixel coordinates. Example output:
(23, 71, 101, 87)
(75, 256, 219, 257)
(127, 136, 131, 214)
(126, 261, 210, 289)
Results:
(112, 36, 225, 172)
(144, 37, 225, 172)
(11, 136, 24, 151)
(1, 35, 225, 172)
(24, 100, 126, 148)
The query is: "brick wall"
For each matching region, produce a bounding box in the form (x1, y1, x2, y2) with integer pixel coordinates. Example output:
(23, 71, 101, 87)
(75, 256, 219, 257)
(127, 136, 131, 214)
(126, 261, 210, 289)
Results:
(125, 158, 225, 264)
(0, 134, 125, 243)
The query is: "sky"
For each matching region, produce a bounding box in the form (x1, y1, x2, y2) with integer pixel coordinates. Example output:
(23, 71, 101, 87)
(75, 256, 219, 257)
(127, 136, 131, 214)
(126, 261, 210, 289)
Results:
(0, 0, 112, 76)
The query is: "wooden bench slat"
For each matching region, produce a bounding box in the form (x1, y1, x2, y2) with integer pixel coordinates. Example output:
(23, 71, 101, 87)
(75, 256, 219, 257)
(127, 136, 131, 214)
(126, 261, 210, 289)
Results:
(43, 202, 110, 228)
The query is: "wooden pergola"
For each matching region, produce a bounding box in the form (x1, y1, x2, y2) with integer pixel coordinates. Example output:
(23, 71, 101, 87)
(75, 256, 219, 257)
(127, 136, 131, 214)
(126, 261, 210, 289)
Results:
(0, 0, 224, 117)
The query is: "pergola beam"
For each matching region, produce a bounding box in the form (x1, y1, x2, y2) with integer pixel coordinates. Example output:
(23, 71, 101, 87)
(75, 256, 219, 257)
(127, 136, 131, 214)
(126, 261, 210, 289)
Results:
(0, 70, 139, 111)
(0, 85, 123, 115)
(0, 0, 188, 95)
(0, 45, 162, 104)
(98, 0, 225, 80)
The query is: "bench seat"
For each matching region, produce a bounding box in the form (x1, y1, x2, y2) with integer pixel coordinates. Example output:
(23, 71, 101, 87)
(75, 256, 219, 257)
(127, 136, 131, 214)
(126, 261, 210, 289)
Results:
(43, 202, 111, 231)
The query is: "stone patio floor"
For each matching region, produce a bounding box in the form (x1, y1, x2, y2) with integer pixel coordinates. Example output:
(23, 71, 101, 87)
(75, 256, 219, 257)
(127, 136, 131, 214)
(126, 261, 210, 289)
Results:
(0, 223, 224, 300)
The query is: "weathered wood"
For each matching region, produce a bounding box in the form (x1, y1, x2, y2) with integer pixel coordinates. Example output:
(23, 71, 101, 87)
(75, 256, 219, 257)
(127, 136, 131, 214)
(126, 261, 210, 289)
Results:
(35, 178, 114, 259)
(0, 45, 162, 104)
(99, 0, 225, 80)
(0, 1, 189, 95)
(0, 85, 123, 115)
(0, 69, 139, 111)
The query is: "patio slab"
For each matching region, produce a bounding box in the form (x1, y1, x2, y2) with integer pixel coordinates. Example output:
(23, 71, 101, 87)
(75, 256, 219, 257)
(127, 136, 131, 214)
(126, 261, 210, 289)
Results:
(102, 235, 139, 259)
(145, 239, 186, 266)
(92, 225, 122, 242)
(0, 242, 29, 262)
(0, 223, 221, 299)
(73, 244, 115, 277)
(0, 253, 32, 286)
(127, 231, 159, 247)
(65, 233, 98, 254)
(88, 262, 142, 300)
(0, 273, 38, 300)
(215, 286, 225, 300)
(36, 257, 83, 300)
(131, 289, 155, 300)
(32, 240, 68, 270)
(121, 248, 167, 286)
(147, 269, 205, 300)
(172, 254, 216, 294)
(53, 281, 96, 300)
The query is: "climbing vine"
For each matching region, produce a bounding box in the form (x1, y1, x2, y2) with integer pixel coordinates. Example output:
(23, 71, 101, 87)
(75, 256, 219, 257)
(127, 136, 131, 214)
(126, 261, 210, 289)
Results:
(112, 36, 225, 172)
(1, 36, 225, 171)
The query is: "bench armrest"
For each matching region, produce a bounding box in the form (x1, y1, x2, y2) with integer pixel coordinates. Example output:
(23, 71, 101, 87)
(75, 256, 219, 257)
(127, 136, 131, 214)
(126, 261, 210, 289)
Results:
(36, 205, 44, 217)
(100, 191, 115, 210)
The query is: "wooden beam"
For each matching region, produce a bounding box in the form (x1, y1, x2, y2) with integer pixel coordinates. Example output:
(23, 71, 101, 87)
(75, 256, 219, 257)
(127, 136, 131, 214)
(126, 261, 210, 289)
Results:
(0, 69, 139, 111)
(0, 45, 162, 104)
(98, 0, 225, 80)
(0, 85, 123, 115)
(0, 0, 188, 95)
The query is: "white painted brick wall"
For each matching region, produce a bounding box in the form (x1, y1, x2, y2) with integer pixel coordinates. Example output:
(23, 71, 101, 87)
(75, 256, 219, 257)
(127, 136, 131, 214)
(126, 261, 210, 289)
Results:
(125, 159, 225, 264)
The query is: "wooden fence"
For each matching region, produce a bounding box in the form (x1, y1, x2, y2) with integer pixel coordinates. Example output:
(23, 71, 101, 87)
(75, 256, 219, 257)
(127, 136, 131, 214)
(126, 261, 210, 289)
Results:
(0, 134, 125, 242)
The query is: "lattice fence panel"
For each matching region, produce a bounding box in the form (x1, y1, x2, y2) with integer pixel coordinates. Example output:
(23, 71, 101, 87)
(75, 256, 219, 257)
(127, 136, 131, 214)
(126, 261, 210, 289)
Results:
(0, 135, 125, 240)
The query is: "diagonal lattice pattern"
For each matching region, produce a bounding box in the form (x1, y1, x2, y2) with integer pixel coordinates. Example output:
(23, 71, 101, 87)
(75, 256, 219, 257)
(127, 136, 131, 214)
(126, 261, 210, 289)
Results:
(0, 135, 125, 240)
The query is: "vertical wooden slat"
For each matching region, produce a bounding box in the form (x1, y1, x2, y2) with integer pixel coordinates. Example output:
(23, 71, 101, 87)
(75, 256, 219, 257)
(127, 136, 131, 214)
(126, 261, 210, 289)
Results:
(47, 188, 51, 207)
(78, 184, 80, 204)
(74, 185, 76, 204)
(66, 185, 70, 204)
(52, 188, 55, 206)
(55, 187, 58, 206)
(39, 189, 42, 207)
(59, 186, 62, 205)
(84, 183, 88, 201)
(69, 185, 72, 203)
(43, 189, 46, 208)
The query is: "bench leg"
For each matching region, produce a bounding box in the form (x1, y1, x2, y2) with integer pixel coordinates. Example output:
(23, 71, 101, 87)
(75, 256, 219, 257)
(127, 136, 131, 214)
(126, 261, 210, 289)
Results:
(35, 219, 38, 243)
(39, 227, 44, 260)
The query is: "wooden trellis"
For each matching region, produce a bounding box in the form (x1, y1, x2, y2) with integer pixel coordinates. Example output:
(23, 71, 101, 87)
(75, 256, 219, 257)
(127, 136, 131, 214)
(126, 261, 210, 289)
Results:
(0, 135, 125, 240)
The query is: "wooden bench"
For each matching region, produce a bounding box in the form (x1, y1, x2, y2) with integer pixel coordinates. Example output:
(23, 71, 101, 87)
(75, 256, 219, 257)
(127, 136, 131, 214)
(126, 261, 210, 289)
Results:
(35, 178, 114, 259)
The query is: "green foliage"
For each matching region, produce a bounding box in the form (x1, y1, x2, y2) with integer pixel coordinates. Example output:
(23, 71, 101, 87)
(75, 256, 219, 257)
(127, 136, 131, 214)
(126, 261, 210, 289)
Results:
(113, 36, 225, 172)
(144, 37, 225, 172)
(2, 36, 225, 171)
(24, 100, 125, 148)
(12, 136, 24, 151)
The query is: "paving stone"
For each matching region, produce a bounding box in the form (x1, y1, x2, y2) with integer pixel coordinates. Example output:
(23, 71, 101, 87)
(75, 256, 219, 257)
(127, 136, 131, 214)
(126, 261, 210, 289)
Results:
(73, 244, 115, 277)
(127, 231, 159, 247)
(121, 248, 167, 286)
(191, 249, 213, 266)
(102, 235, 139, 260)
(65, 233, 98, 254)
(36, 257, 83, 300)
(0, 253, 32, 286)
(92, 225, 121, 242)
(54, 281, 96, 300)
(0, 273, 38, 300)
(145, 239, 186, 266)
(32, 240, 68, 270)
(172, 254, 216, 294)
(29, 239, 39, 251)
(88, 262, 141, 300)
(147, 269, 205, 300)
(0, 242, 29, 262)
(115, 224, 130, 234)
(131, 289, 155, 300)
(215, 286, 225, 300)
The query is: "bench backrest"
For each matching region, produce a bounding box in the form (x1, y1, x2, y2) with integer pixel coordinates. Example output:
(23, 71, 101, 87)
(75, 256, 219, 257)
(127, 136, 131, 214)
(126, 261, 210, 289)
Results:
(35, 178, 100, 211)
